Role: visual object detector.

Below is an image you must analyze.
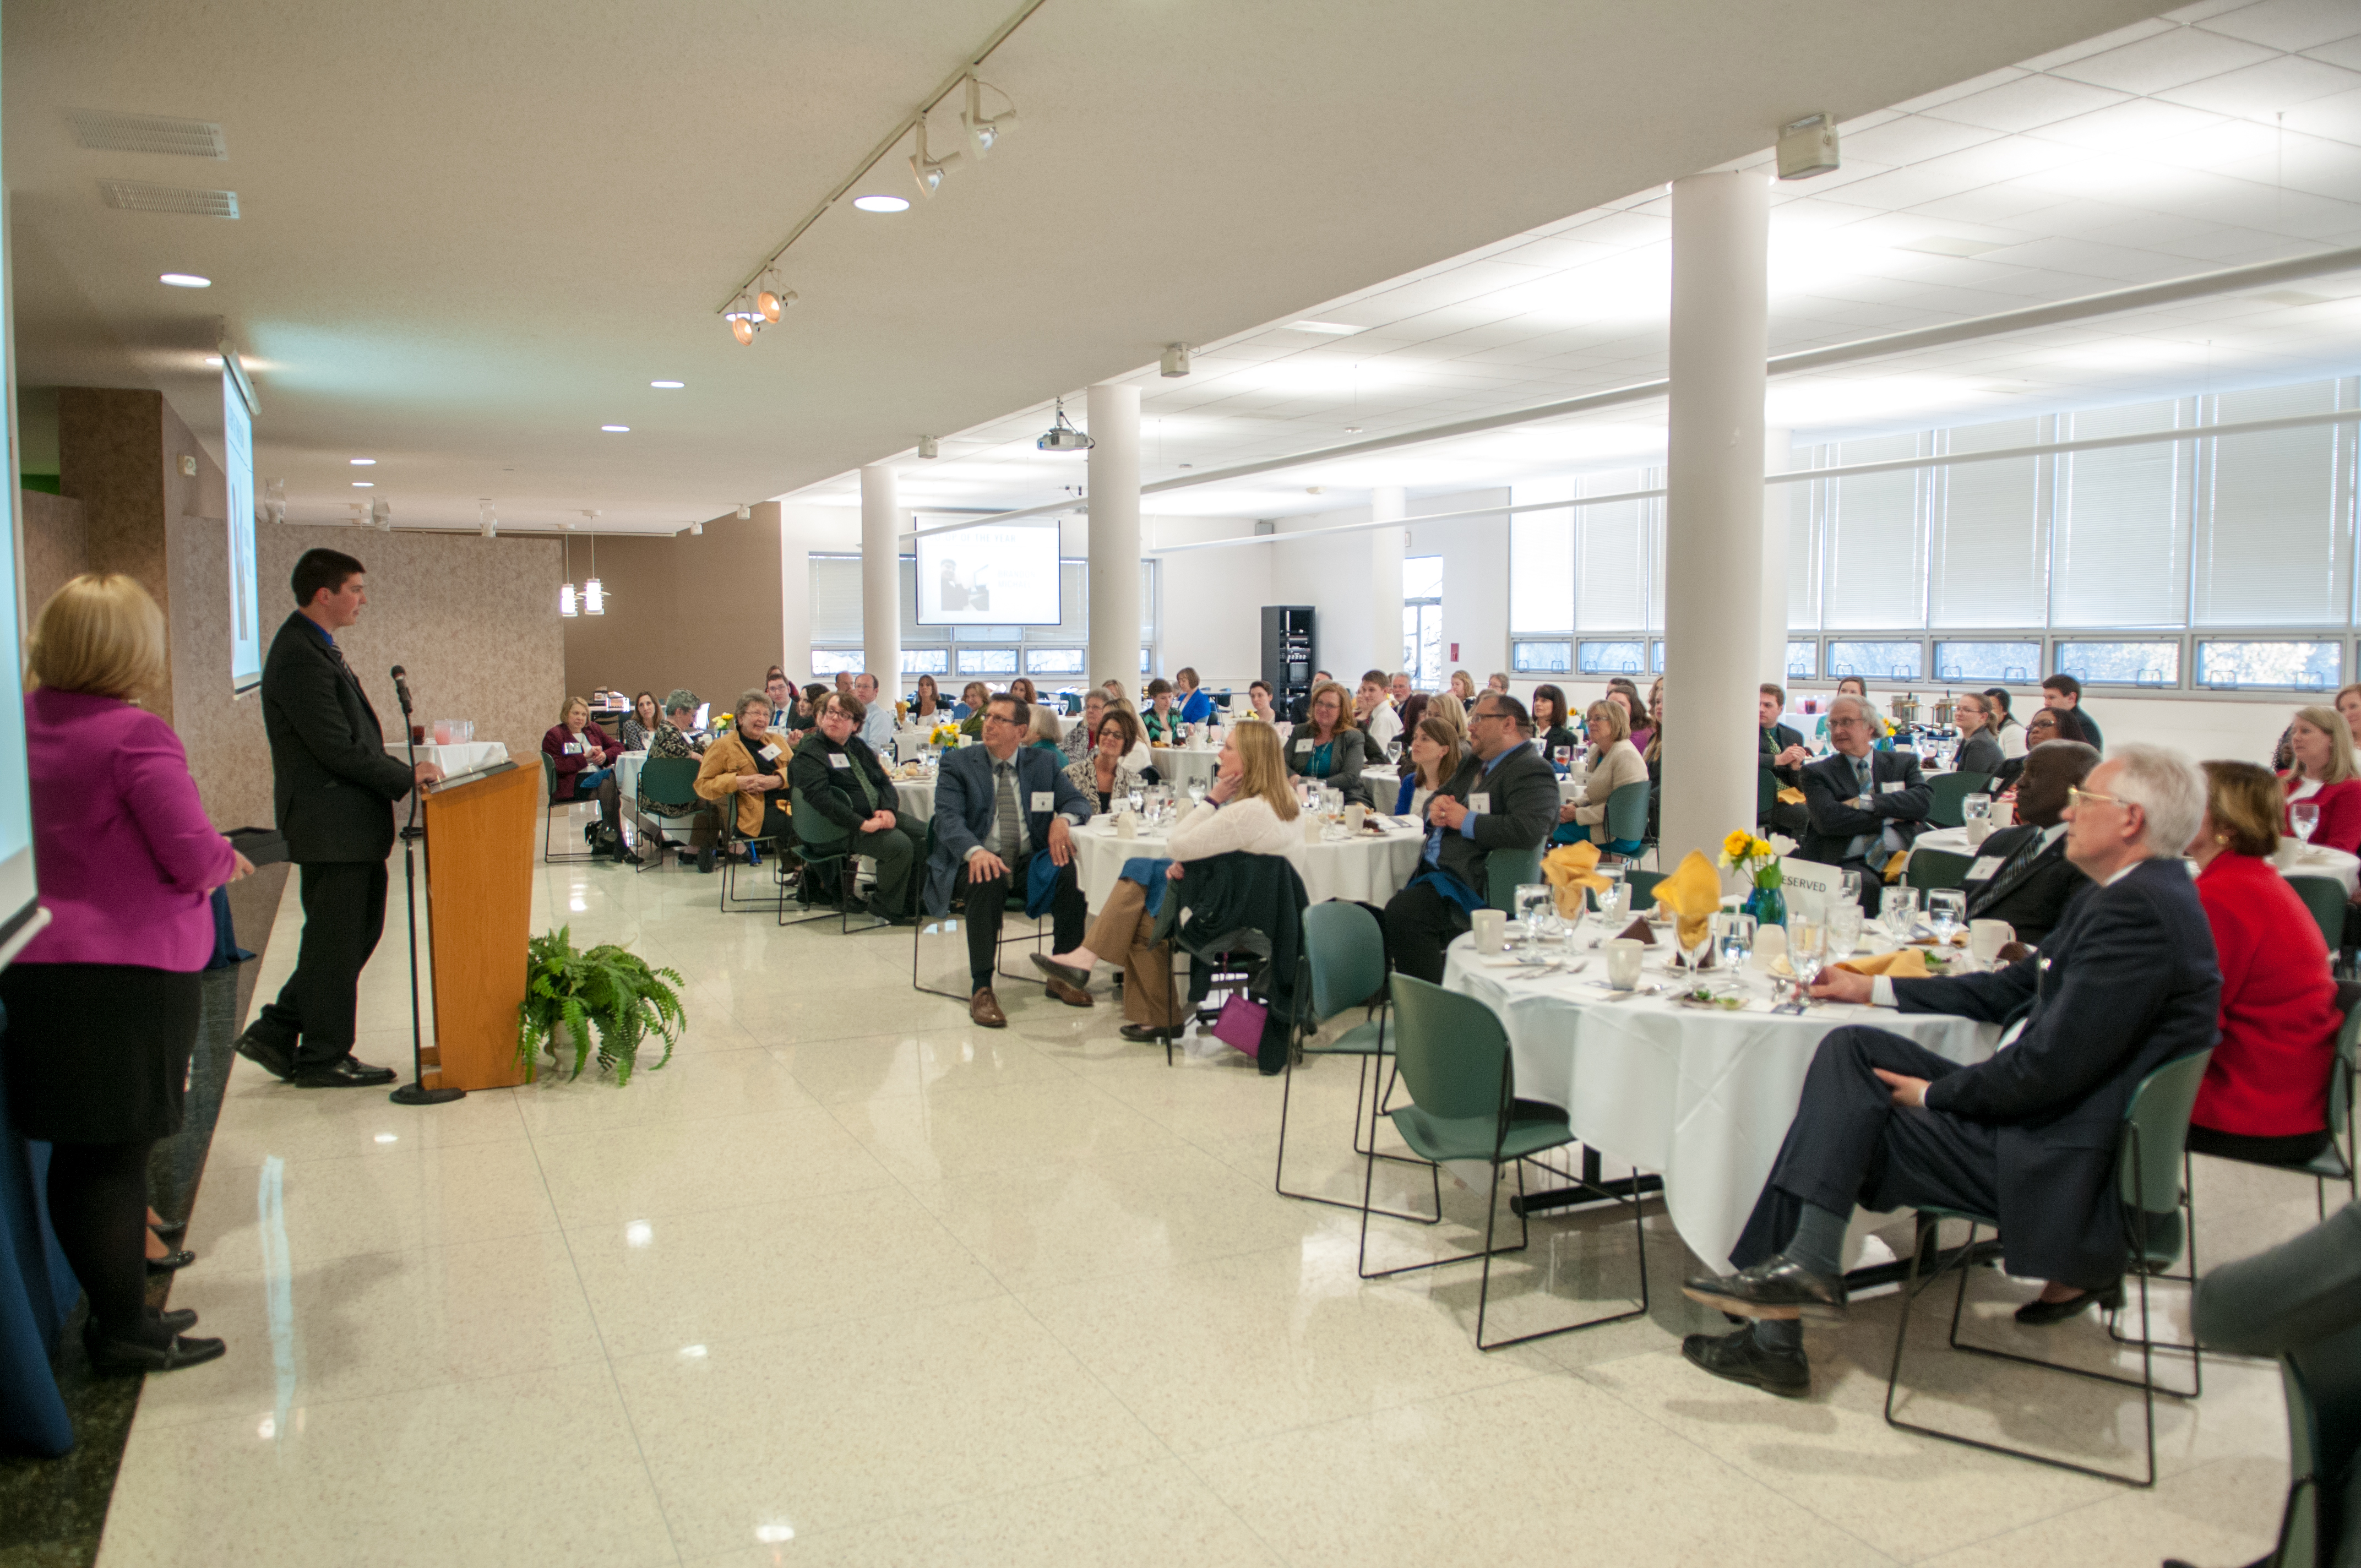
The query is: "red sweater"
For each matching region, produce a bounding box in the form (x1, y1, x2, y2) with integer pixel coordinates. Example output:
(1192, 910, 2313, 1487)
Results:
(2280, 775, 2361, 855)
(2191, 852, 2341, 1137)
(541, 722, 619, 801)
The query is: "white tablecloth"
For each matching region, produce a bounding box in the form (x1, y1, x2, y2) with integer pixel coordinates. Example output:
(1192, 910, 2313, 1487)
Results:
(614, 749, 645, 808)
(893, 777, 936, 819)
(1913, 825, 2360, 896)
(389, 739, 509, 777)
(1443, 937, 1998, 1273)
(1069, 818, 1428, 911)
(1150, 747, 1221, 790)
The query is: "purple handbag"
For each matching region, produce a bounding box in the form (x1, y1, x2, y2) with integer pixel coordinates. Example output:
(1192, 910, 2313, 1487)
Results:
(1209, 994, 1268, 1055)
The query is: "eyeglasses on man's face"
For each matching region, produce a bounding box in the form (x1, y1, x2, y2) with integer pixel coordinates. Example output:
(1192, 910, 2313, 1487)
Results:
(2066, 785, 2123, 810)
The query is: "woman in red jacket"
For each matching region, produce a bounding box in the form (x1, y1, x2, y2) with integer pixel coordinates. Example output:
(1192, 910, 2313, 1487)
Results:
(2190, 761, 2343, 1165)
(2279, 704, 2361, 855)
(542, 695, 638, 864)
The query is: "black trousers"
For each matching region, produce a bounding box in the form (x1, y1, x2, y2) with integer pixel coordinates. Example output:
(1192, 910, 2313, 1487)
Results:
(1731, 1026, 2007, 1275)
(953, 852, 1086, 991)
(258, 859, 390, 1065)
(855, 810, 928, 917)
(1382, 880, 1471, 984)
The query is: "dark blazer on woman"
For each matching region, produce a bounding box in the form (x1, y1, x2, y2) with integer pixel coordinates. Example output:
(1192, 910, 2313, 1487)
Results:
(260, 611, 418, 864)
(1955, 729, 2005, 778)
(1283, 725, 1370, 807)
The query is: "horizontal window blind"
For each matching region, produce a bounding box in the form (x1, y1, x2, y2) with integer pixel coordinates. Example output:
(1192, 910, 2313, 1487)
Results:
(1823, 434, 1924, 630)
(1508, 482, 1575, 633)
(1574, 470, 1657, 632)
(810, 557, 862, 641)
(2053, 400, 2188, 628)
(2194, 381, 2347, 627)
(1930, 418, 2043, 630)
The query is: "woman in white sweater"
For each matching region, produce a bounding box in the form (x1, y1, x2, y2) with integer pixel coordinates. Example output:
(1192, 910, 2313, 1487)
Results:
(1033, 722, 1304, 1042)
(1558, 698, 1648, 851)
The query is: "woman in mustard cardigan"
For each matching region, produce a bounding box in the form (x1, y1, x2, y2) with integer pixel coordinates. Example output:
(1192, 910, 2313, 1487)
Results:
(695, 687, 791, 842)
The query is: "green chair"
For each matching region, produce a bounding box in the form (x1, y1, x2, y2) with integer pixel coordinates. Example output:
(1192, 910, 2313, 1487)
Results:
(909, 819, 1052, 1003)
(2288, 874, 2346, 957)
(2194, 981, 2359, 1238)
(1624, 867, 1667, 910)
(538, 753, 599, 865)
(1883, 1048, 2214, 1488)
(781, 785, 887, 931)
(715, 791, 793, 915)
(1358, 974, 1649, 1352)
(630, 757, 706, 874)
(1905, 848, 1973, 891)
(1602, 780, 1649, 860)
(1277, 902, 1440, 1224)
(1927, 770, 1994, 829)
(2265, 1317, 2361, 1568)
(1484, 847, 1544, 915)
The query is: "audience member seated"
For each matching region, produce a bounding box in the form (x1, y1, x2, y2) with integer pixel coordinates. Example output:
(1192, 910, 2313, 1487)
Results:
(1812, 676, 1878, 745)
(1100, 676, 1128, 706)
(1064, 689, 1108, 765)
(1283, 679, 1371, 807)
(2042, 672, 2103, 753)
(1680, 745, 2219, 1390)
(643, 690, 716, 850)
(909, 673, 948, 727)
(921, 694, 1094, 1028)
(1025, 703, 1068, 755)
(1424, 691, 1466, 737)
(1530, 683, 1579, 763)
(1985, 687, 2026, 759)
(955, 680, 990, 734)
(1627, 678, 1659, 757)
(761, 673, 800, 741)
(852, 673, 897, 758)
(1604, 676, 1642, 733)
(621, 690, 660, 752)
(694, 689, 792, 848)
(1950, 690, 2004, 776)
(1798, 693, 1929, 905)
(1448, 669, 1477, 704)
(1644, 679, 1666, 844)
(2337, 681, 2361, 750)
(1382, 693, 1559, 982)
(1960, 741, 2098, 945)
(1486, 672, 1510, 695)
(2281, 703, 2361, 854)
(543, 695, 639, 864)
(1032, 723, 1307, 1042)
(1142, 678, 1184, 744)
(797, 682, 829, 734)
(1759, 683, 1809, 839)
(1560, 699, 1646, 851)
(1398, 686, 1430, 736)
(790, 692, 923, 921)
(1066, 708, 1146, 812)
(1174, 666, 1215, 726)
(1356, 669, 1402, 755)
(1106, 697, 1156, 774)
(1244, 680, 1279, 725)
(1390, 672, 1413, 711)
(2186, 760, 2344, 1168)
(1009, 677, 1038, 709)
(1288, 669, 1333, 725)
(1394, 716, 1467, 819)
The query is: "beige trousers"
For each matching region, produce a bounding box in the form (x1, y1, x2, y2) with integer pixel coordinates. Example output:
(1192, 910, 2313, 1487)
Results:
(1084, 878, 1184, 1029)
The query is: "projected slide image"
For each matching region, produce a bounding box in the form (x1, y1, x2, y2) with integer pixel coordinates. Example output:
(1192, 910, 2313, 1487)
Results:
(225, 363, 263, 692)
(915, 524, 1062, 625)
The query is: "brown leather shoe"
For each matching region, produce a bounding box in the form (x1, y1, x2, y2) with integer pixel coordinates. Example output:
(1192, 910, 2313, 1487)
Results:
(1045, 977, 1094, 1008)
(969, 987, 1007, 1028)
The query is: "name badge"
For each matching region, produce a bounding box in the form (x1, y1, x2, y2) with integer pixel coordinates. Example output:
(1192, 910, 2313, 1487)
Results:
(1468, 792, 1490, 815)
(1030, 791, 1054, 812)
(1879, 780, 1903, 794)
(1967, 854, 2005, 880)
(759, 742, 782, 761)
(826, 753, 849, 769)
(565, 740, 585, 755)
(1295, 738, 1314, 753)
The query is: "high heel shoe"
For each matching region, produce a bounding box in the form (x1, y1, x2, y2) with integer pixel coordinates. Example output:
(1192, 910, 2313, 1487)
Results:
(2013, 1281, 2123, 1326)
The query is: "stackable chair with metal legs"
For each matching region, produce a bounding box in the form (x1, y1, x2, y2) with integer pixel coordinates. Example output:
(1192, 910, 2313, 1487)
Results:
(715, 799, 792, 914)
(1358, 974, 1649, 1352)
(629, 757, 705, 874)
(780, 784, 867, 930)
(909, 821, 1052, 1001)
(540, 753, 599, 865)
(1884, 1048, 2213, 1488)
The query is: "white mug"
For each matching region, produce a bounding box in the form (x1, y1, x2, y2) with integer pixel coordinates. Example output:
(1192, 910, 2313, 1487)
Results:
(1989, 798, 2015, 827)
(1471, 908, 1508, 955)
(1343, 803, 1367, 832)
(1970, 918, 2014, 963)
(1606, 938, 1644, 989)
(1964, 818, 1992, 848)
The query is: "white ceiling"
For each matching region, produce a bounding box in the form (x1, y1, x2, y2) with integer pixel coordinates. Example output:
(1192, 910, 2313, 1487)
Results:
(797, 0, 2361, 527)
(3, 0, 2173, 533)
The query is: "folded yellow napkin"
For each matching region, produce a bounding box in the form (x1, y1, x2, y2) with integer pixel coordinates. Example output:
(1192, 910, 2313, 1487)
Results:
(1542, 842, 1610, 917)
(1652, 850, 1722, 954)
(1836, 949, 1935, 979)
(1882, 850, 1910, 884)
(1777, 786, 1805, 805)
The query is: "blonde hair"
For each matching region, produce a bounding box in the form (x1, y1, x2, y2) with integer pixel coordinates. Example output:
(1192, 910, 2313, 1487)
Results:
(2200, 759, 2281, 858)
(1426, 692, 1466, 733)
(28, 573, 165, 700)
(1231, 721, 1299, 821)
(1304, 679, 1359, 737)
(1584, 698, 1629, 745)
(1448, 669, 1476, 700)
(2292, 705, 2359, 786)
(557, 694, 590, 726)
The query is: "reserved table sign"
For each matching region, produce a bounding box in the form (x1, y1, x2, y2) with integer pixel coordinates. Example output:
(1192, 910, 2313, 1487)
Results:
(1779, 856, 1846, 919)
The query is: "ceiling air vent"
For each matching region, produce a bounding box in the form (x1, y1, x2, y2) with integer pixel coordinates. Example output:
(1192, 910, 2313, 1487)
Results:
(97, 180, 239, 219)
(68, 110, 227, 159)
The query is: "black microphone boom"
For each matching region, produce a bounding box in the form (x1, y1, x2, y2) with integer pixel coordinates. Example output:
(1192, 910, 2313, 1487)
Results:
(388, 657, 461, 1107)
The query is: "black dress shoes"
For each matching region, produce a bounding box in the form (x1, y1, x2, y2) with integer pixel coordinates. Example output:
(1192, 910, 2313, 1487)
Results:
(1030, 954, 1095, 990)
(83, 1324, 227, 1375)
(146, 1248, 195, 1274)
(2014, 1281, 2122, 1326)
(1119, 1023, 1181, 1044)
(1683, 1256, 1849, 1322)
(157, 1308, 198, 1334)
(1682, 1327, 1810, 1397)
(234, 1025, 297, 1082)
(295, 1057, 399, 1089)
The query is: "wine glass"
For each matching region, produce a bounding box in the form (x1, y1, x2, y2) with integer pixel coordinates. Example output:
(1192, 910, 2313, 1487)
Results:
(1553, 745, 1573, 772)
(1837, 868, 1863, 910)
(1927, 889, 1966, 947)
(1716, 911, 1755, 971)
(1881, 885, 1921, 940)
(1514, 883, 1554, 944)
(2293, 801, 2321, 847)
(1786, 915, 1827, 999)
(1125, 784, 1145, 819)
(1826, 903, 1864, 962)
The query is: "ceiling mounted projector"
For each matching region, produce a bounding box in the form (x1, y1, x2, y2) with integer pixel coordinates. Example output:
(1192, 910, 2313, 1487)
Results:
(1037, 399, 1093, 453)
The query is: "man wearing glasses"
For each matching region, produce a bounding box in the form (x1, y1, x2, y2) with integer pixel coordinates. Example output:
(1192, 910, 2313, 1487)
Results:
(1380, 693, 1559, 982)
(921, 694, 1095, 1026)
(1679, 747, 2220, 1397)
(1797, 693, 1932, 910)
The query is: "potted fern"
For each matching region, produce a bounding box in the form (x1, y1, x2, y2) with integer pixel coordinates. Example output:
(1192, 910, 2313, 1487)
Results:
(515, 926, 686, 1085)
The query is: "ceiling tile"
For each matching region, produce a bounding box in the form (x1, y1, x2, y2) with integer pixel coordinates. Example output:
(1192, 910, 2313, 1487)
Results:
(2196, 0, 2361, 53)
(2050, 25, 2280, 94)
(1837, 115, 2008, 165)
(1921, 73, 2133, 133)
(2030, 96, 2230, 150)
(1887, 66, 2031, 115)
(2282, 85, 2361, 144)
(2016, 16, 2178, 72)
(2155, 53, 2361, 115)
(2308, 36, 2361, 70)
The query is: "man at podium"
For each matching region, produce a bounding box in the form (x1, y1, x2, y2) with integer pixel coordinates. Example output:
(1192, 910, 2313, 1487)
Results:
(235, 549, 444, 1088)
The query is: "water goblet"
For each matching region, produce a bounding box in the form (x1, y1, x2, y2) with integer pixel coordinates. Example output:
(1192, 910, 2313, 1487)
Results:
(1927, 889, 1966, 947)
(1786, 916, 1827, 1000)
(2293, 801, 2321, 847)
(1837, 868, 1863, 910)
(1514, 883, 1554, 944)
(1826, 904, 1864, 961)
(1716, 911, 1755, 972)
(1880, 885, 1921, 940)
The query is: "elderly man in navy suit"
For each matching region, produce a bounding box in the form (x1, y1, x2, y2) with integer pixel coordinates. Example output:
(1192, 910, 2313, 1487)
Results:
(1680, 744, 2221, 1397)
(923, 693, 1095, 1027)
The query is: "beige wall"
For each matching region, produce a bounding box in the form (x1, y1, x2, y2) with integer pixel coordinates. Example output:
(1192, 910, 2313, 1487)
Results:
(561, 502, 785, 715)
(19, 488, 88, 613)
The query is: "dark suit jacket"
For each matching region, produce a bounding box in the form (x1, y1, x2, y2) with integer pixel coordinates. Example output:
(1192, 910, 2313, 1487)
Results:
(1891, 856, 2222, 1284)
(1797, 748, 1930, 867)
(260, 612, 418, 864)
(787, 732, 897, 838)
(922, 742, 1092, 916)
(1431, 742, 1559, 901)
(1955, 731, 2005, 778)
(1961, 823, 2087, 945)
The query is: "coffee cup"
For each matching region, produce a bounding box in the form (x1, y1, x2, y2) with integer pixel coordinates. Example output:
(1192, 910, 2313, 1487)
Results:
(1989, 799, 2014, 828)
(1969, 918, 2013, 963)
(1965, 818, 1992, 848)
(1472, 909, 1508, 955)
(1344, 803, 1366, 832)
(1606, 938, 1644, 989)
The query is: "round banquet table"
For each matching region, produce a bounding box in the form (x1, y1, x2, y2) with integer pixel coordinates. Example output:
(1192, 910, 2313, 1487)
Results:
(893, 776, 936, 820)
(1441, 934, 1999, 1273)
(1069, 816, 1427, 912)
(1913, 825, 2360, 896)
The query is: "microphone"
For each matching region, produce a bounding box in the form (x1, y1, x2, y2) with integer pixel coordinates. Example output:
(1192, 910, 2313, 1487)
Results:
(391, 664, 414, 716)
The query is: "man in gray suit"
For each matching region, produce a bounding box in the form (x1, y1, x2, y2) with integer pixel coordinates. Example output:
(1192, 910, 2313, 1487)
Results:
(923, 694, 1095, 1027)
(1381, 692, 1560, 982)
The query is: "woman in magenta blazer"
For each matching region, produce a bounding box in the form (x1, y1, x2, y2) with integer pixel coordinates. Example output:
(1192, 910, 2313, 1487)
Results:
(1, 575, 248, 1373)
(542, 695, 635, 862)
(2278, 704, 2361, 856)
(2190, 761, 2344, 1164)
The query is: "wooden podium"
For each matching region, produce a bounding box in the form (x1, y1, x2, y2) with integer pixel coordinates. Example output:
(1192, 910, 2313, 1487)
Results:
(418, 763, 537, 1091)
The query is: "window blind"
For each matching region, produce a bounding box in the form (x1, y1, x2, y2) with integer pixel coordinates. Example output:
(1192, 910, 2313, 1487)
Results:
(1508, 482, 1575, 633)
(1574, 470, 1656, 631)
(1823, 434, 1924, 630)
(2193, 380, 2346, 627)
(2053, 400, 2188, 628)
(809, 556, 862, 641)
(1929, 419, 2043, 629)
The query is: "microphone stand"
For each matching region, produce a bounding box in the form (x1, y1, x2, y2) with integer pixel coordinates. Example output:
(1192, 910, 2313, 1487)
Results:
(388, 666, 464, 1106)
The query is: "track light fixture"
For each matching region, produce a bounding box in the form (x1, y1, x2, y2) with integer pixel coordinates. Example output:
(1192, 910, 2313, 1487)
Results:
(961, 75, 1016, 160)
(1037, 398, 1093, 454)
(689, 520, 703, 536)
(756, 269, 796, 323)
(736, 503, 752, 520)
(918, 435, 940, 460)
(1161, 343, 1192, 378)
(909, 118, 962, 199)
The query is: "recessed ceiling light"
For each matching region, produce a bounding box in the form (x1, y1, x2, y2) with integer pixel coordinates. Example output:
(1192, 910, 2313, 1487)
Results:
(1288, 320, 1364, 336)
(650, 380, 685, 389)
(852, 194, 910, 214)
(159, 272, 210, 288)
(601, 424, 630, 433)
(352, 481, 374, 488)
(1343, 426, 1363, 433)
(350, 458, 376, 466)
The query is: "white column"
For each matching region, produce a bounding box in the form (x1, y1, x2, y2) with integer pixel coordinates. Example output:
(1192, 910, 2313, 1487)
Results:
(1086, 383, 1142, 689)
(1369, 486, 1405, 680)
(1761, 428, 1792, 687)
(1661, 170, 1770, 875)
(859, 464, 901, 691)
